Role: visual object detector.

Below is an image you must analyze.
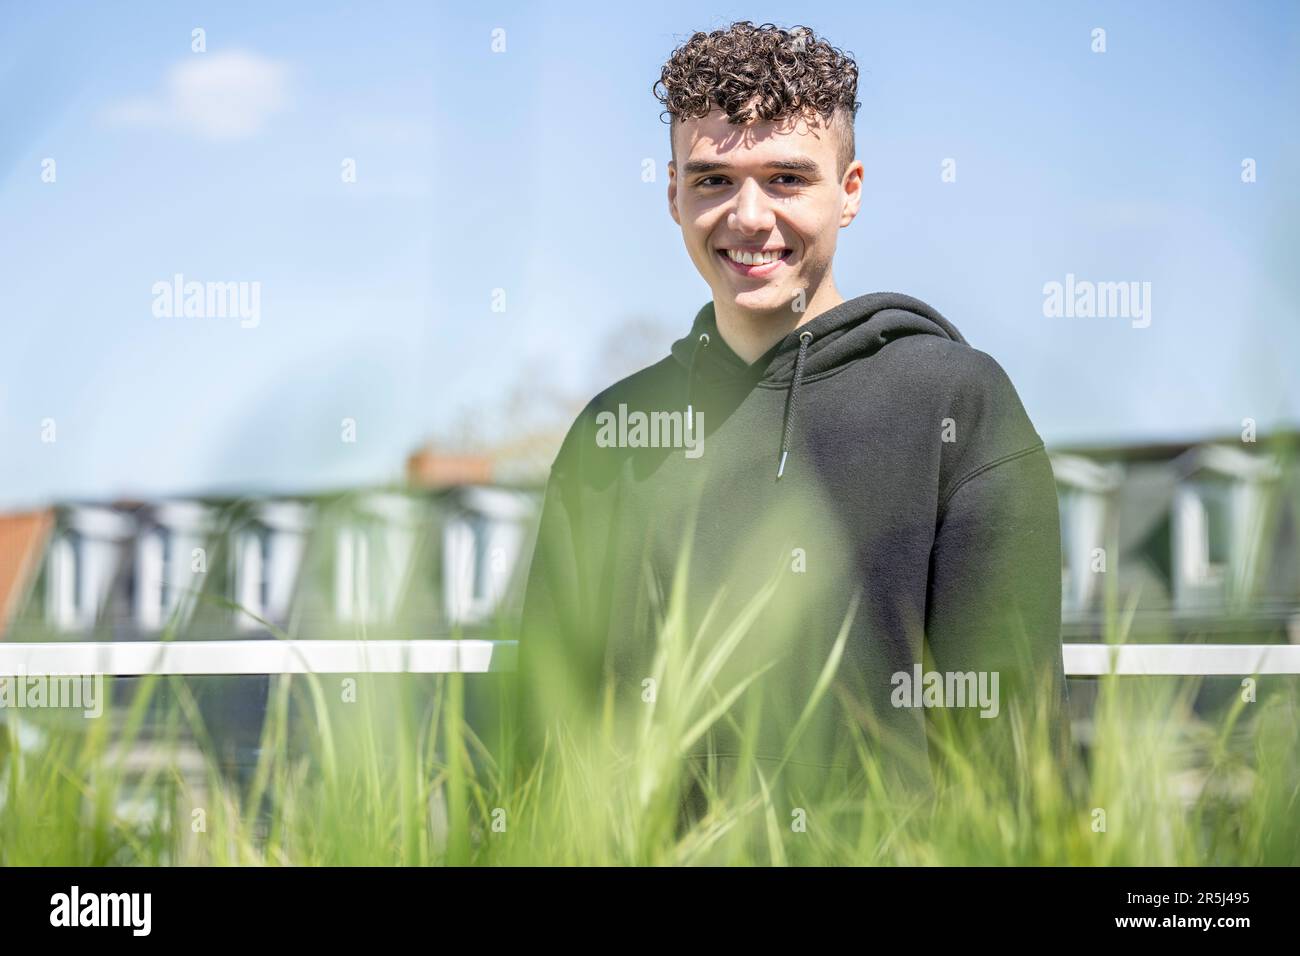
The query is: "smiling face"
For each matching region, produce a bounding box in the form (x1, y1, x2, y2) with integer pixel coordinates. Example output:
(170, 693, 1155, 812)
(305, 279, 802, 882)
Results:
(668, 106, 863, 321)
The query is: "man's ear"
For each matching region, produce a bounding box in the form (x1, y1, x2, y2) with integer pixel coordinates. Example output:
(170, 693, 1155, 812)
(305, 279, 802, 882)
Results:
(839, 159, 865, 228)
(667, 160, 681, 226)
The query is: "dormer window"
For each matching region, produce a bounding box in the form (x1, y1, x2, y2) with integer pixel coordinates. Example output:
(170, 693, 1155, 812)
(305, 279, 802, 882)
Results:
(1050, 454, 1121, 617)
(1176, 474, 1233, 591)
(334, 524, 373, 623)
(134, 502, 211, 633)
(234, 525, 273, 630)
(46, 507, 133, 633)
(443, 488, 532, 625)
(233, 503, 309, 632)
(47, 528, 85, 631)
(334, 496, 417, 626)
(1172, 445, 1278, 609)
(135, 526, 174, 629)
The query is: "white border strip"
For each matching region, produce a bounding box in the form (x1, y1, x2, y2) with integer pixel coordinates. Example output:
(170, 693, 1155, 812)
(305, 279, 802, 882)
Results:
(1062, 643, 1300, 676)
(0, 640, 514, 676)
(0, 642, 1296, 677)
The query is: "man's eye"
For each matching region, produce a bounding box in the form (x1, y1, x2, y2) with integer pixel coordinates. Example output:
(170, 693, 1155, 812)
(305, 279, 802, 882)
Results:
(693, 174, 806, 187)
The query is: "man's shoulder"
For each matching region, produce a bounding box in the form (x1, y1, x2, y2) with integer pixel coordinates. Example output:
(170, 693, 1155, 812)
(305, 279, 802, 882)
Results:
(862, 334, 1033, 441)
(881, 337, 1045, 497)
(878, 333, 1014, 396)
(585, 354, 683, 412)
(550, 353, 683, 475)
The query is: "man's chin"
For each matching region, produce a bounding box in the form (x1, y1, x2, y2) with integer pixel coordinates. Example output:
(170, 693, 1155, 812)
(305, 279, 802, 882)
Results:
(719, 285, 797, 317)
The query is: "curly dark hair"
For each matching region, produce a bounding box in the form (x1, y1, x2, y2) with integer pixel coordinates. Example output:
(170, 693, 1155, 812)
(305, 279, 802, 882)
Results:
(653, 21, 861, 176)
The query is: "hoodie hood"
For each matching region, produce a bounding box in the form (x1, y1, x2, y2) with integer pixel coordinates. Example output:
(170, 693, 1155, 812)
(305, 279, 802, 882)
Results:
(671, 292, 969, 477)
(519, 285, 1066, 783)
(670, 291, 967, 386)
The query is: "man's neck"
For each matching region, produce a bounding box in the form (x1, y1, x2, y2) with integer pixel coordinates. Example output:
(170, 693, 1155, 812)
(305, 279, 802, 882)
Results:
(713, 280, 846, 365)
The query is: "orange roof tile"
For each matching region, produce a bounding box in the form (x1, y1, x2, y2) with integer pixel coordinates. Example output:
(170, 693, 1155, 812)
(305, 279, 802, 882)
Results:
(0, 509, 53, 637)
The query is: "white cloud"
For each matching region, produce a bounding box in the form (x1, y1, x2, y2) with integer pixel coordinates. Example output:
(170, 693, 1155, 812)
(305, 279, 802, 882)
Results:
(100, 50, 291, 141)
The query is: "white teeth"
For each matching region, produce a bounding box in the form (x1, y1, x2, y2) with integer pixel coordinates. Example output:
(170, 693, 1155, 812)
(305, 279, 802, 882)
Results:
(726, 249, 785, 266)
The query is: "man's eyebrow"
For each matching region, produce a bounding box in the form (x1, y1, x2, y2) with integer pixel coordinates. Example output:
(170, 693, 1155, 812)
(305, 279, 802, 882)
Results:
(681, 157, 823, 176)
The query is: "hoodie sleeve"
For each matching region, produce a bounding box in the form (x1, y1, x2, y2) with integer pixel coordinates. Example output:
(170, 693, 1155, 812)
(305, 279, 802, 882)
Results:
(923, 353, 1071, 777)
(513, 424, 605, 770)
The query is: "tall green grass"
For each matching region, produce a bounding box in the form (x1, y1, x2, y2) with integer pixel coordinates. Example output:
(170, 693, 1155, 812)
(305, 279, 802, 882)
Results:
(1, 580, 1296, 866)
(2, 442, 1298, 865)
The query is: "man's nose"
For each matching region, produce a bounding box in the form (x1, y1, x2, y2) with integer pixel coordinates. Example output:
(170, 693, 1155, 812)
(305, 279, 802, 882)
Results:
(728, 178, 775, 234)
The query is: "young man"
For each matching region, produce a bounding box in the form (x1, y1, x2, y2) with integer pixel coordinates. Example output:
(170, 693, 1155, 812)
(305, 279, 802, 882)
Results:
(515, 21, 1068, 799)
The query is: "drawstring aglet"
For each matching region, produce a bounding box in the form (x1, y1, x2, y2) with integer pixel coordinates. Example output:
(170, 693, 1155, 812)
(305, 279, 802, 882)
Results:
(776, 329, 814, 481)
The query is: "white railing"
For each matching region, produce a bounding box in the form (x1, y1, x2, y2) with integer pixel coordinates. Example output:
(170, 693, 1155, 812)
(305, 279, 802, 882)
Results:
(1062, 643, 1300, 675)
(0, 640, 514, 676)
(0, 641, 1296, 676)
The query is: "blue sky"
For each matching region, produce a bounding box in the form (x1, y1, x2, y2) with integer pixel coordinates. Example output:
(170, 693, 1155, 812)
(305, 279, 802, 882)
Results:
(2, 0, 1297, 509)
